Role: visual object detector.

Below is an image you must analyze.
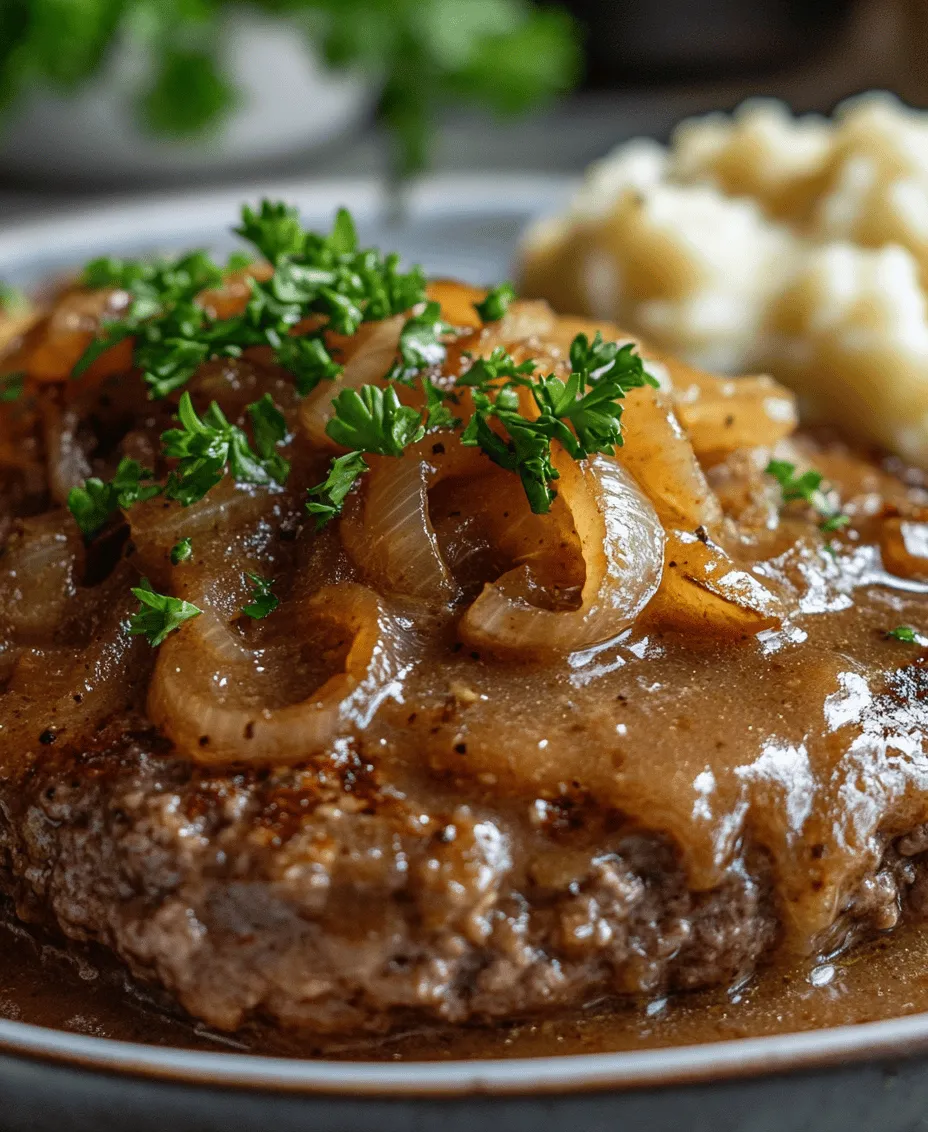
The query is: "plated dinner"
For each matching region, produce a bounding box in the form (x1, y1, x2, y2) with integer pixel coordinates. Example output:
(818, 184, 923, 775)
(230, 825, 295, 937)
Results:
(2, 173, 928, 1058)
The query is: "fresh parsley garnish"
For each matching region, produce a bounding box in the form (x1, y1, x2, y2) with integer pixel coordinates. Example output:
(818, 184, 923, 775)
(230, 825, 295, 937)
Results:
(241, 572, 279, 619)
(75, 203, 429, 401)
(887, 625, 921, 643)
(309, 333, 658, 523)
(170, 538, 193, 565)
(246, 393, 290, 485)
(460, 335, 658, 513)
(0, 373, 24, 402)
(387, 301, 453, 382)
(766, 460, 850, 535)
(325, 385, 426, 456)
(162, 391, 288, 506)
(474, 283, 516, 323)
(67, 458, 161, 537)
(129, 578, 201, 647)
(306, 450, 370, 528)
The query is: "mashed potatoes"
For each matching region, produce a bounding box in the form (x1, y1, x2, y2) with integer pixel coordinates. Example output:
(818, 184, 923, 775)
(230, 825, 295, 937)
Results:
(519, 93, 928, 465)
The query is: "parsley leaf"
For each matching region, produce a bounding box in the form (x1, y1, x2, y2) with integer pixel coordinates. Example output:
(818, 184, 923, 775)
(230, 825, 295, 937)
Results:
(766, 460, 849, 534)
(474, 283, 516, 323)
(306, 450, 370, 528)
(235, 201, 308, 263)
(423, 378, 460, 431)
(246, 394, 290, 484)
(241, 572, 279, 619)
(273, 334, 342, 396)
(170, 538, 193, 565)
(887, 625, 920, 643)
(325, 385, 425, 455)
(67, 458, 161, 538)
(387, 301, 453, 381)
(458, 346, 536, 390)
(162, 392, 287, 507)
(459, 336, 657, 513)
(0, 372, 24, 402)
(129, 578, 201, 647)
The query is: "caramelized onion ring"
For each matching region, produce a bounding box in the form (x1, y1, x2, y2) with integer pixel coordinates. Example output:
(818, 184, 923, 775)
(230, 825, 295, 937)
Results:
(147, 583, 410, 765)
(339, 438, 489, 600)
(459, 452, 665, 657)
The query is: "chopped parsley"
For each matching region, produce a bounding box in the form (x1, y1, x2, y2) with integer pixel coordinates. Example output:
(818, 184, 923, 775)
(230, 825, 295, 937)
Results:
(387, 301, 453, 382)
(306, 450, 370, 528)
(0, 373, 24, 402)
(241, 572, 279, 619)
(886, 625, 921, 643)
(129, 578, 201, 647)
(474, 283, 516, 323)
(459, 334, 658, 513)
(766, 459, 850, 535)
(170, 538, 193, 565)
(75, 203, 429, 401)
(67, 458, 161, 537)
(162, 392, 289, 506)
(309, 332, 658, 523)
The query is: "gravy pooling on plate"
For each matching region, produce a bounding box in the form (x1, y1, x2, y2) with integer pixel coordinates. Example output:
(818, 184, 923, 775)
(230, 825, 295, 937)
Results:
(1, 202, 928, 1039)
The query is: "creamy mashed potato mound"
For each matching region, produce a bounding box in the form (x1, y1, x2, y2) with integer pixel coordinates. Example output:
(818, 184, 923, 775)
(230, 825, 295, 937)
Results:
(520, 93, 928, 464)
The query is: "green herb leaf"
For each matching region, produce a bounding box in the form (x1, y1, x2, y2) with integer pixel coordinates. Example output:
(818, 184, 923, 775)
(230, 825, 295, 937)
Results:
(0, 282, 27, 314)
(246, 393, 290, 484)
(162, 392, 286, 507)
(474, 282, 516, 323)
(170, 537, 193, 565)
(241, 572, 279, 620)
(887, 625, 920, 643)
(388, 300, 452, 381)
(129, 577, 201, 647)
(325, 384, 425, 456)
(423, 378, 460, 431)
(67, 458, 161, 538)
(765, 459, 849, 534)
(236, 201, 307, 264)
(306, 450, 370, 528)
(273, 334, 343, 396)
(140, 46, 237, 138)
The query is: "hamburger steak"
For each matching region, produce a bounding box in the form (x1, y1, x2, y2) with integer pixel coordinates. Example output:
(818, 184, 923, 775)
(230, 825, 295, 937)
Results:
(2, 203, 928, 1037)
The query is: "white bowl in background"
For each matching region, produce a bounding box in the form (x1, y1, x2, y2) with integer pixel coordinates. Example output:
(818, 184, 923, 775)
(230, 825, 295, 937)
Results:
(0, 11, 376, 183)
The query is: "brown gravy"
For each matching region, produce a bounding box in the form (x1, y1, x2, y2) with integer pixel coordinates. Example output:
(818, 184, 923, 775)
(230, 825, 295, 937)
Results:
(4, 911, 928, 1061)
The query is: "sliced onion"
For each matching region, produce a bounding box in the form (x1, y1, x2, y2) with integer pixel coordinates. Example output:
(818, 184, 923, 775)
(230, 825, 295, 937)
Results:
(299, 315, 405, 450)
(0, 598, 144, 762)
(617, 385, 724, 531)
(147, 583, 411, 765)
(458, 452, 665, 657)
(0, 512, 83, 642)
(128, 480, 273, 580)
(672, 372, 798, 461)
(339, 438, 490, 600)
(42, 401, 93, 505)
(646, 529, 782, 636)
(880, 516, 928, 581)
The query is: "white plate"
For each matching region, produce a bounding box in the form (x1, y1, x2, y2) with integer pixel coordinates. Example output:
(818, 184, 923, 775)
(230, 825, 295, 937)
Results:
(0, 174, 574, 292)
